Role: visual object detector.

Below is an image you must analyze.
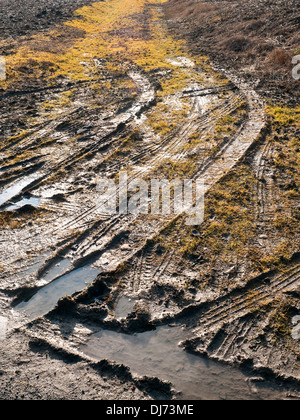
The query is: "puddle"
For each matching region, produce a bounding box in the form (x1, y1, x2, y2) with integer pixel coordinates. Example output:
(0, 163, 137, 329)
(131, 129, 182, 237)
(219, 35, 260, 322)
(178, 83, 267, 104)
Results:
(43, 258, 72, 283)
(22, 260, 45, 277)
(115, 296, 137, 319)
(17, 252, 52, 278)
(82, 326, 289, 400)
(0, 316, 7, 340)
(0, 175, 39, 207)
(16, 265, 100, 320)
(5, 196, 41, 211)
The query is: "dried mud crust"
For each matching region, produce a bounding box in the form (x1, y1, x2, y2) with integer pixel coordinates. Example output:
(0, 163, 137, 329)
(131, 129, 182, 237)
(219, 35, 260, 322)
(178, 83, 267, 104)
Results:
(0, 0, 299, 400)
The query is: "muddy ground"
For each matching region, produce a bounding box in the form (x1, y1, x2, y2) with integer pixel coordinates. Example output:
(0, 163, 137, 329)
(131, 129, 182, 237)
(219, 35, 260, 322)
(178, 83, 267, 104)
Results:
(0, 0, 95, 40)
(0, 0, 299, 400)
(164, 0, 300, 106)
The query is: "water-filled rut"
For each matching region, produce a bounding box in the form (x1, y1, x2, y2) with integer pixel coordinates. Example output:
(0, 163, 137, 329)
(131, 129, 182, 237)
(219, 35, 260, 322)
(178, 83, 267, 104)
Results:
(80, 325, 290, 400)
(1, 0, 298, 401)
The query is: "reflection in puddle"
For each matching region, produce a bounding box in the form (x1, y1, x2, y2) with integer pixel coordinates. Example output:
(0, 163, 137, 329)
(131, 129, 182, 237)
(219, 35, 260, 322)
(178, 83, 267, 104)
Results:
(0, 175, 39, 207)
(43, 259, 72, 283)
(115, 296, 137, 319)
(5, 196, 41, 211)
(82, 326, 288, 400)
(18, 252, 51, 278)
(16, 265, 100, 320)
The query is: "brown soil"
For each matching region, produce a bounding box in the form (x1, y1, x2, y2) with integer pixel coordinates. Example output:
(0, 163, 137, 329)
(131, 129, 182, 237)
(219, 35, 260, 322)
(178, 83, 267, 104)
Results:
(164, 0, 300, 105)
(0, 0, 299, 400)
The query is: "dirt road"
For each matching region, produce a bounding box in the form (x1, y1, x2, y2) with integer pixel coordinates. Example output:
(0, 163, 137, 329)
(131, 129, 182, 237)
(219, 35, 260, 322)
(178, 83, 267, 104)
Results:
(0, 0, 299, 400)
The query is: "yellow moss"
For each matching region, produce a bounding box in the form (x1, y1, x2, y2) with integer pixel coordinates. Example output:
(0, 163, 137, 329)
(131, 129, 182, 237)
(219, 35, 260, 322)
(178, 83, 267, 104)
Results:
(259, 241, 293, 270)
(0, 1, 173, 84)
(43, 89, 75, 111)
(1, 0, 211, 108)
(269, 300, 292, 338)
(153, 157, 197, 180)
(0, 210, 46, 229)
(148, 100, 190, 137)
(267, 106, 300, 127)
(215, 101, 247, 135)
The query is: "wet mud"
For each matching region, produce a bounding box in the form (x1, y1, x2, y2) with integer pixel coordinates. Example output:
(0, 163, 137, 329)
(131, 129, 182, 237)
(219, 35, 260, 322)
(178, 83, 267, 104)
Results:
(0, 0, 299, 400)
